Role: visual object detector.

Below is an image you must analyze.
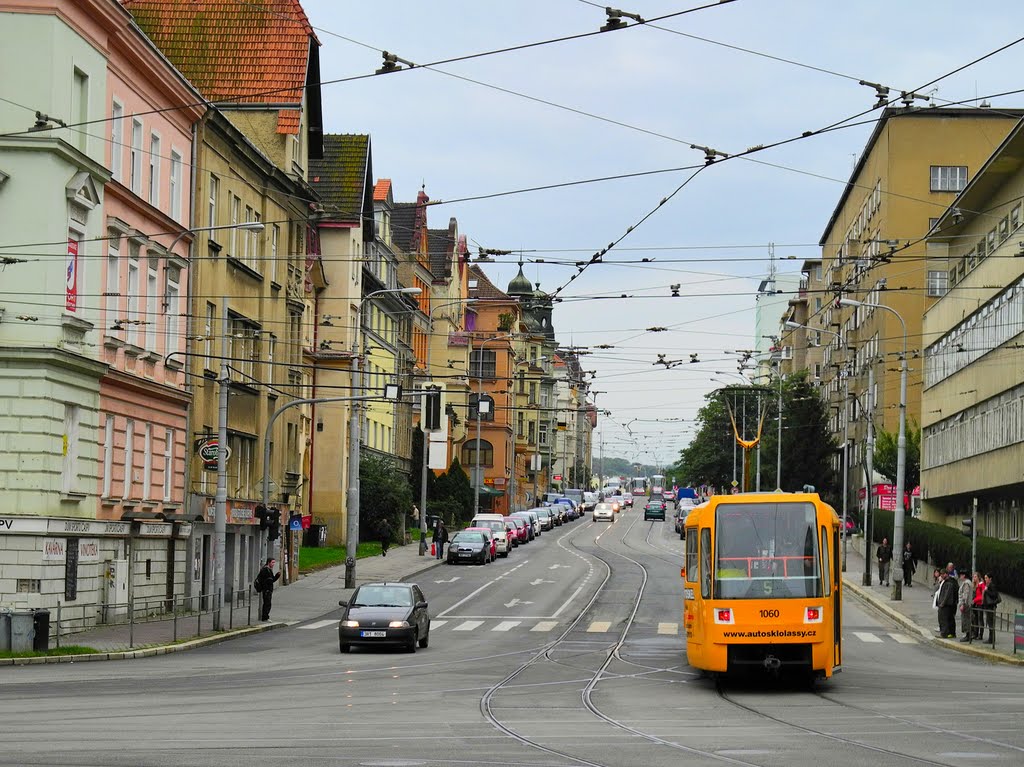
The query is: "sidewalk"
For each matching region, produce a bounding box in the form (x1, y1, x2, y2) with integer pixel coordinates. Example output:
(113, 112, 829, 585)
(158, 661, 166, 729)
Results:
(841, 535, 1024, 665)
(1, 541, 444, 666)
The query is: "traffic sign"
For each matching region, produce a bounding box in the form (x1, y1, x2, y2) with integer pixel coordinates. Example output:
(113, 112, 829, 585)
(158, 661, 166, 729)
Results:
(730, 479, 738, 488)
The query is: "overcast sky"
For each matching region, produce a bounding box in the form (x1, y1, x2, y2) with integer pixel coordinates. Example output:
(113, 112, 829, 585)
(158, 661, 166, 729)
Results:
(303, 0, 1024, 470)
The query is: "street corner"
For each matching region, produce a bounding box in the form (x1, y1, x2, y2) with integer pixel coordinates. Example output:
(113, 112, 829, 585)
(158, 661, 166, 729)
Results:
(844, 578, 933, 640)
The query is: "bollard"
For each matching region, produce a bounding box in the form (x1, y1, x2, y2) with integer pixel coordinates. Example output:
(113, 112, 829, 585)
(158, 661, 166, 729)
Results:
(248, 585, 253, 626)
(129, 594, 135, 649)
(55, 602, 61, 649)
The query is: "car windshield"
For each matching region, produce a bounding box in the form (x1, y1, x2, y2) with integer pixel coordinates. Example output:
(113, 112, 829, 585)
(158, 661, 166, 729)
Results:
(452, 532, 484, 544)
(352, 586, 412, 607)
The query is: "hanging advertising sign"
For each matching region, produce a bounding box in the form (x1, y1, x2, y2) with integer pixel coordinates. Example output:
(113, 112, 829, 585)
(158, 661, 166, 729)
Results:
(66, 238, 79, 311)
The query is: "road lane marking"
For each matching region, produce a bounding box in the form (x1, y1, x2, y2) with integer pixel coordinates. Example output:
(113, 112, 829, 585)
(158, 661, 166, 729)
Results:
(853, 631, 882, 643)
(492, 621, 521, 632)
(453, 620, 484, 631)
(531, 621, 558, 632)
(587, 621, 612, 633)
(888, 632, 916, 644)
(429, 620, 447, 630)
(551, 585, 584, 617)
(436, 560, 529, 617)
(298, 619, 337, 630)
(657, 622, 678, 635)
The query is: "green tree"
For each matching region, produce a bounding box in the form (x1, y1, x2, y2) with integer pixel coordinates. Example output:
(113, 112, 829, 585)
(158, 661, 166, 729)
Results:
(359, 453, 413, 543)
(431, 457, 474, 526)
(873, 419, 921, 490)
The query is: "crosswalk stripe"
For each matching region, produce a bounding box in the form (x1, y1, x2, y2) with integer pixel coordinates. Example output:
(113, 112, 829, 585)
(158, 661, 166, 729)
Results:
(531, 621, 558, 632)
(430, 620, 447, 630)
(888, 632, 916, 644)
(298, 619, 337, 630)
(657, 622, 678, 635)
(587, 621, 612, 633)
(853, 631, 883, 643)
(492, 621, 521, 632)
(453, 620, 484, 631)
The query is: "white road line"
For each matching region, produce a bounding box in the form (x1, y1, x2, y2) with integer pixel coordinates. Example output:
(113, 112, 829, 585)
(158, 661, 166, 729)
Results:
(657, 622, 678, 635)
(888, 632, 916, 644)
(551, 585, 584, 617)
(853, 631, 883, 643)
(297, 619, 337, 630)
(492, 621, 521, 632)
(531, 621, 558, 632)
(587, 621, 612, 633)
(437, 561, 528, 617)
(429, 620, 447, 630)
(453, 620, 484, 631)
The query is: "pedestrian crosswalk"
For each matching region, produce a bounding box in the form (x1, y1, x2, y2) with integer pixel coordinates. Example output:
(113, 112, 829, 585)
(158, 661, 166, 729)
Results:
(294, 618, 917, 644)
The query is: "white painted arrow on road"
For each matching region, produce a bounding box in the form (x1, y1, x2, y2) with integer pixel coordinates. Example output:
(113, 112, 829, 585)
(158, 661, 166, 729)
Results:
(504, 598, 535, 608)
(530, 578, 555, 585)
(434, 576, 460, 583)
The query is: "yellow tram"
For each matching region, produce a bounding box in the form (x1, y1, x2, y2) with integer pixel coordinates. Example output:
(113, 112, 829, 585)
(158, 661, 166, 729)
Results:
(681, 491, 842, 679)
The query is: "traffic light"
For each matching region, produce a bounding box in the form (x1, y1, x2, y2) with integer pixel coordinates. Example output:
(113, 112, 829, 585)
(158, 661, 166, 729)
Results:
(268, 508, 282, 541)
(961, 517, 974, 539)
(254, 504, 269, 531)
(424, 386, 442, 431)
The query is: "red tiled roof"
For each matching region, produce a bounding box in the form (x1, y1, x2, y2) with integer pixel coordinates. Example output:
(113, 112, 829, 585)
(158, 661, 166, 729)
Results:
(276, 109, 300, 134)
(468, 265, 512, 301)
(372, 178, 391, 202)
(123, 0, 318, 105)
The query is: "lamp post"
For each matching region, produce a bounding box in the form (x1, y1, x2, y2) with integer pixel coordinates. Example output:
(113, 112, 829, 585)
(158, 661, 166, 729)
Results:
(418, 299, 476, 554)
(169, 220, 263, 631)
(839, 297, 907, 601)
(345, 287, 421, 589)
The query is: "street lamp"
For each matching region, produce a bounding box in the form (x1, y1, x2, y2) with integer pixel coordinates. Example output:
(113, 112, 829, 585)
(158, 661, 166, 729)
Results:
(838, 297, 908, 601)
(418, 298, 477, 555)
(167, 220, 264, 631)
(344, 286, 421, 588)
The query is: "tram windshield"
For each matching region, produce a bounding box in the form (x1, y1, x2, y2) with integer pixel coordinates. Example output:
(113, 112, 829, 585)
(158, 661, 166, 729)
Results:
(714, 502, 821, 599)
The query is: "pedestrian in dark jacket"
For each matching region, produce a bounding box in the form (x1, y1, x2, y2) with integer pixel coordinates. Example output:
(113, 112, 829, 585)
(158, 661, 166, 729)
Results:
(254, 558, 281, 621)
(901, 542, 916, 587)
(379, 519, 393, 557)
(876, 538, 893, 586)
(432, 520, 449, 560)
(982, 574, 1001, 643)
(936, 571, 958, 638)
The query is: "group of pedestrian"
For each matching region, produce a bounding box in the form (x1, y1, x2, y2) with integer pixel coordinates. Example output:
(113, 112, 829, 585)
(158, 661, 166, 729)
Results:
(933, 562, 1001, 642)
(875, 538, 916, 587)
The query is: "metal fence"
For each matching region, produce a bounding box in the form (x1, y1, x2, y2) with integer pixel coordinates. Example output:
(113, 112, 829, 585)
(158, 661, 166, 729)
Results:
(49, 587, 256, 651)
(962, 606, 1013, 650)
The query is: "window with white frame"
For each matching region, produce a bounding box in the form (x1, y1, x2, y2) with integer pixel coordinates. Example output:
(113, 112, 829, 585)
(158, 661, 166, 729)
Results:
(123, 419, 135, 498)
(146, 262, 158, 350)
(110, 101, 123, 182)
(106, 234, 121, 324)
(930, 165, 968, 192)
(205, 302, 215, 366)
(208, 175, 219, 231)
(71, 68, 88, 152)
(927, 270, 948, 298)
(103, 414, 115, 498)
(252, 211, 261, 269)
(229, 195, 240, 257)
(143, 423, 153, 499)
(169, 150, 182, 220)
(229, 314, 259, 380)
(130, 119, 143, 193)
(163, 428, 174, 502)
(148, 133, 160, 207)
(61, 404, 81, 495)
(242, 205, 253, 264)
(266, 334, 276, 386)
(228, 433, 255, 498)
(127, 245, 140, 346)
(270, 224, 279, 284)
(164, 266, 180, 355)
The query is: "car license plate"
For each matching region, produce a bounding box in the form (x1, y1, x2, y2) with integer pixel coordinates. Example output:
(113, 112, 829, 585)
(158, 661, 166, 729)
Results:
(360, 630, 386, 638)
(459, 551, 471, 557)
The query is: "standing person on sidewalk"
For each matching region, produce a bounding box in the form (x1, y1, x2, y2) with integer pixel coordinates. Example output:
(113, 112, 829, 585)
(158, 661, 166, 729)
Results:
(901, 541, 917, 587)
(432, 520, 448, 560)
(971, 572, 986, 639)
(254, 558, 280, 621)
(876, 537, 893, 587)
(936, 571, 958, 639)
(957, 571, 973, 641)
(982, 574, 1001, 643)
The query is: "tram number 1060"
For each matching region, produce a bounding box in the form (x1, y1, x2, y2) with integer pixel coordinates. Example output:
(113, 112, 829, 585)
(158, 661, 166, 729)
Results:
(759, 609, 780, 618)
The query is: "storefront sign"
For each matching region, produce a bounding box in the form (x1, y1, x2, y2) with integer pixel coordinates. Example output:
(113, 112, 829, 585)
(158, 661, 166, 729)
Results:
(42, 537, 101, 562)
(137, 522, 173, 538)
(42, 538, 67, 561)
(229, 506, 255, 524)
(176, 523, 193, 539)
(46, 519, 130, 536)
(0, 517, 48, 534)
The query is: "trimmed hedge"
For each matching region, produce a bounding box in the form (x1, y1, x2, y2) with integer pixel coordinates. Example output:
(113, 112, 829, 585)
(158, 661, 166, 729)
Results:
(870, 509, 1024, 598)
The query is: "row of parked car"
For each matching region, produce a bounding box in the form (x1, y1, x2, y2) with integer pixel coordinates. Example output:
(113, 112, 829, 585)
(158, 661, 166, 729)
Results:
(446, 500, 589, 565)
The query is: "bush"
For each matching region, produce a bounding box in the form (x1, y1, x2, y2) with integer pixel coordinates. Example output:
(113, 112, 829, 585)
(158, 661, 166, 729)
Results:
(870, 509, 1024, 597)
(427, 497, 465, 528)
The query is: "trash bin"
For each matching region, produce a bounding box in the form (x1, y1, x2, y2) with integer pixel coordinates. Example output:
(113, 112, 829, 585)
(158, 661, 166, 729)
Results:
(0, 611, 10, 652)
(9, 610, 35, 653)
(33, 609, 50, 651)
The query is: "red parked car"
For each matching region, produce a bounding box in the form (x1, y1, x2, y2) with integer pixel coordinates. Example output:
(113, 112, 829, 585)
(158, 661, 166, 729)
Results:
(504, 516, 529, 545)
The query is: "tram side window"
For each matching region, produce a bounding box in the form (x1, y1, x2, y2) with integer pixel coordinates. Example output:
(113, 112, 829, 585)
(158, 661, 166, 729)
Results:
(700, 528, 712, 598)
(821, 527, 831, 597)
(685, 530, 698, 582)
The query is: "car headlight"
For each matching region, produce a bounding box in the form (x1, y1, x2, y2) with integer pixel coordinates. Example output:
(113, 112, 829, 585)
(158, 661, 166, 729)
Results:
(388, 620, 410, 628)
(341, 620, 360, 628)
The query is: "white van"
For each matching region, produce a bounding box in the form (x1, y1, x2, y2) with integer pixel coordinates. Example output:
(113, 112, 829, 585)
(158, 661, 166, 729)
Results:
(470, 513, 505, 526)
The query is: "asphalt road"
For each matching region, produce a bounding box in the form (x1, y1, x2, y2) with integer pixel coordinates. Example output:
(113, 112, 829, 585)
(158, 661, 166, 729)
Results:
(4, 509, 1024, 767)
